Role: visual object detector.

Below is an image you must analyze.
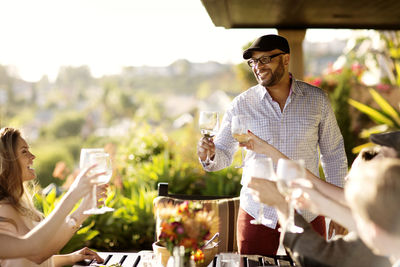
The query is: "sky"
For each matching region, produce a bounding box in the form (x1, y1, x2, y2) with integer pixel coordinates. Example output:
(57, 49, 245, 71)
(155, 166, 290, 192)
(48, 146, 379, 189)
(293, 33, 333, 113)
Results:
(0, 0, 352, 82)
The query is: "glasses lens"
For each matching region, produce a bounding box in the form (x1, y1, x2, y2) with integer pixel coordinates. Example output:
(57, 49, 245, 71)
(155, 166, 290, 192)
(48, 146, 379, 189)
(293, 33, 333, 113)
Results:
(248, 56, 272, 67)
(259, 56, 271, 64)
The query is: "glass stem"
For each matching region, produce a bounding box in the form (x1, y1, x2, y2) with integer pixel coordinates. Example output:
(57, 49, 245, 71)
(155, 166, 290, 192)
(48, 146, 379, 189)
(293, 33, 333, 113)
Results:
(235, 148, 245, 168)
(258, 205, 263, 223)
(92, 185, 97, 209)
(288, 200, 295, 226)
(241, 147, 245, 166)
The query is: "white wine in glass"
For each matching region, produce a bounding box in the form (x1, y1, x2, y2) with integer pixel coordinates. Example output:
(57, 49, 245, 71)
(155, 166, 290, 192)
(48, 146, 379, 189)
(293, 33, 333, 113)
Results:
(81, 150, 114, 215)
(276, 158, 305, 233)
(231, 115, 250, 168)
(199, 111, 219, 164)
(247, 157, 275, 225)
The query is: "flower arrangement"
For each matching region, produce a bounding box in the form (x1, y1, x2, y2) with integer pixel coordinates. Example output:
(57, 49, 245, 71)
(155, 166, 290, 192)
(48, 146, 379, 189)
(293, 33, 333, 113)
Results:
(156, 201, 217, 264)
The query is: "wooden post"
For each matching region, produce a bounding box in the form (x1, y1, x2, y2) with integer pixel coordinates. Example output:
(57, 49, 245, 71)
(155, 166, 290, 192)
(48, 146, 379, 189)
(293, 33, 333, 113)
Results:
(278, 29, 306, 80)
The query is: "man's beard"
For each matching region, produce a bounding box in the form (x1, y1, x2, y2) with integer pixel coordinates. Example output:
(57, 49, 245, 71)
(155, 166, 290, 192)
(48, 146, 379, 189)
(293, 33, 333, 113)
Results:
(259, 58, 285, 88)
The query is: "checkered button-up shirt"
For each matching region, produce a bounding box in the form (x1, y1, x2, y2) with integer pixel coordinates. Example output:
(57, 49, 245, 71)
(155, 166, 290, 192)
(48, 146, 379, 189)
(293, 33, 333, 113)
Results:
(204, 77, 347, 229)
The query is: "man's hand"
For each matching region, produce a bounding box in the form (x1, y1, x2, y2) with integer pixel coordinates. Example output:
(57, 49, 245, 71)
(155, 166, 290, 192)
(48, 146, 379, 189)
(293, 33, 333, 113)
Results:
(197, 137, 215, 161)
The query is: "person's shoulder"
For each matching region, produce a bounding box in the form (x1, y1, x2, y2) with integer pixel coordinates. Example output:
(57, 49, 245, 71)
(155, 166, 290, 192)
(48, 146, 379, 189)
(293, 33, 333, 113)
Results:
(0, 202, 20, 220)
(295, 80, 329, 105)
(0, 203, 19, 233)
(232, 85, 259, 102)
(295, 79, 326, 95)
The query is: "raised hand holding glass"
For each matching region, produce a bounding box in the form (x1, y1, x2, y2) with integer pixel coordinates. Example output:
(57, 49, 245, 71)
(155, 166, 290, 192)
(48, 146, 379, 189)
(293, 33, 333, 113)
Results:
(247, 157, 275, 225)
(276, 159, 305, 233)
(199, 111, 219, 164)
(231, 115, 250, 168)
(81, 150, 114, 215)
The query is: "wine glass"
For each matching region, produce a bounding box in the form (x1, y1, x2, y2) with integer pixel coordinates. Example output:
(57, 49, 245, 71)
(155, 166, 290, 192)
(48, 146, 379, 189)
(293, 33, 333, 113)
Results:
(247, 157, 275, 225)
(80, 148, 105, 170)
(231, 115, 250, 168)
(199, 111, 220, 164)
(276, 159, 305, 233)
(81, 150, 114, 215)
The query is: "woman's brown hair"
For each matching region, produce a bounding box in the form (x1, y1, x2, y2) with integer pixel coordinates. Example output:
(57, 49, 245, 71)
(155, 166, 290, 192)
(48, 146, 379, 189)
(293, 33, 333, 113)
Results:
(0, 127, 42, 222)
(0, 127, 24, 205)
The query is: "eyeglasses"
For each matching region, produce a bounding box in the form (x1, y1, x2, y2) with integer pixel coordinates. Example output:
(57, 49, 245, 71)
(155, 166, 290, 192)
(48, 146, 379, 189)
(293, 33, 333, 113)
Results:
(247, 53, 286, 68)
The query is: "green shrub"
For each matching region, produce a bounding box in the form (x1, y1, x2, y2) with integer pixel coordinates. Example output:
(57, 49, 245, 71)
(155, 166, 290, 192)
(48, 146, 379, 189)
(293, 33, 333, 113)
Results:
(40, 111, 86, 139)
(32, 143, 74, 187)
(82, 185, 157, 251)
(32, 122, 243, 253)
(329, 67, 357, 164)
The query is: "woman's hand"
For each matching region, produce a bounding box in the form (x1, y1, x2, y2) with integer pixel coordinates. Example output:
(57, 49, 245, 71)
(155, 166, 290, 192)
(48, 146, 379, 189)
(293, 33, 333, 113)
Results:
(247, 177, 288, 212)
(79, 184, 108, 212)
(55, 247, 104, 266)
(240, 131, 290, 166)
(290, 178, 325, 214)
(239, 130, 269, 154)
(70, 247, 103, 263)
(68, 165, 106, 200)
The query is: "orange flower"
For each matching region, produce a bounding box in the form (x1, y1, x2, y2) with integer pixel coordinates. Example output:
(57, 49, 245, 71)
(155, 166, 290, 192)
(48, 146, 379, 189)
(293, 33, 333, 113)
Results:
(160, 221, 176, 238)
(180, 237, 197, 249)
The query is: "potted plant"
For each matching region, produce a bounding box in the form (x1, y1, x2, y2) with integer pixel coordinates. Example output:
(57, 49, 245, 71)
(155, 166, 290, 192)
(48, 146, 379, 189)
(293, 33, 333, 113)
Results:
(154, 201, 218, 267)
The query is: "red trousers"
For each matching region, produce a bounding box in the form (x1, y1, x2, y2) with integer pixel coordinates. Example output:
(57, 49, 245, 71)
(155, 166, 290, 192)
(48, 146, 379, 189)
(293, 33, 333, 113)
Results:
(237, 208, 326, 255)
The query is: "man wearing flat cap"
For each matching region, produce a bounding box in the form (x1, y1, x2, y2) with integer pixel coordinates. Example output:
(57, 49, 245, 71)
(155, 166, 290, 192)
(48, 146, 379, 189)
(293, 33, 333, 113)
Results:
(197, 34, 348, 255)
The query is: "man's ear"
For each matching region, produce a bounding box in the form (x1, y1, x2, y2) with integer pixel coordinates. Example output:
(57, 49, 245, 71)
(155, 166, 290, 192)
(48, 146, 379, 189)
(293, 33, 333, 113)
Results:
(284, 54, 290, 66)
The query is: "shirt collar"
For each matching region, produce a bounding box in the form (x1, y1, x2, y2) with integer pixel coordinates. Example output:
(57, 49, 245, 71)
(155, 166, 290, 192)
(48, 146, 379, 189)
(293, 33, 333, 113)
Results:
(290, 74, 304, 96)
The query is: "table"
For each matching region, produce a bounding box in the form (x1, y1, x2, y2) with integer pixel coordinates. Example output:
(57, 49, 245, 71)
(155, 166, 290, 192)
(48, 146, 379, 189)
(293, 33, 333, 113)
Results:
(72, 251, 295, 266)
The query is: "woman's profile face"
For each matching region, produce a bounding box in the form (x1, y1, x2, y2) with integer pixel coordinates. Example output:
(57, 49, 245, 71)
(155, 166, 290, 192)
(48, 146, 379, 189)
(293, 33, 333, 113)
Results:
(16, 136, 36, 181)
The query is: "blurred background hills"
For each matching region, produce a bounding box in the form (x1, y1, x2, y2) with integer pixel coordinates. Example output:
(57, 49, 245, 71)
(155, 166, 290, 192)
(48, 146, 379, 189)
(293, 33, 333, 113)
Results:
(0, 38, 347, 142)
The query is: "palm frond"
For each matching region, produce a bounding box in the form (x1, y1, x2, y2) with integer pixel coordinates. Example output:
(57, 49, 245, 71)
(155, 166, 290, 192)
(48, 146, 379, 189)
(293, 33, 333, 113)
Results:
(348, 99, 395, 127)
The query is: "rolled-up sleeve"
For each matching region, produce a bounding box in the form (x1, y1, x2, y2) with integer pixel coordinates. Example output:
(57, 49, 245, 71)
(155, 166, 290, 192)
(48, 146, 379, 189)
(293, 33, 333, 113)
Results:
(318, 93, 348, 187)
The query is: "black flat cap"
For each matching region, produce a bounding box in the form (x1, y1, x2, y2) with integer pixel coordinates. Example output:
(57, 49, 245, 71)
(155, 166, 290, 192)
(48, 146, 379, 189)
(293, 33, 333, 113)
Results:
(243, 34, 290, 60)
(370, 131, 400, 153)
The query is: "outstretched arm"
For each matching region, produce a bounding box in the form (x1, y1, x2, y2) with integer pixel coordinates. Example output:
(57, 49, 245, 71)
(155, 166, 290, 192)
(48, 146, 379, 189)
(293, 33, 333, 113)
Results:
(30, 184, 107, 264)
(247, 177, 289, 223)
(0, 165, 102, 260)
(243, 130, 350, 236)
(291, 180, 356, 232)
(243, 130, 347, 205)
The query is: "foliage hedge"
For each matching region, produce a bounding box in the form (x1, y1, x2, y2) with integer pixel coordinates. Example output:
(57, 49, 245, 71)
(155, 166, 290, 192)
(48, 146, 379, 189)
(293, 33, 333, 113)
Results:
(33, 121, 242, 253)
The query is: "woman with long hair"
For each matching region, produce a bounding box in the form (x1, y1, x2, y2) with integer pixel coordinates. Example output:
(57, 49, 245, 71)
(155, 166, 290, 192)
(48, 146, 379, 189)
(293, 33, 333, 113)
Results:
(0, 127, 105, 266)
